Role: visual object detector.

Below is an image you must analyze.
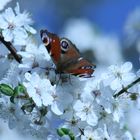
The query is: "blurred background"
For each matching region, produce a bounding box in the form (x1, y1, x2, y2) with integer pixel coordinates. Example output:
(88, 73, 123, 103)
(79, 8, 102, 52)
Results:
(1, 0, 140, 139)
(8, 0, 140, 70)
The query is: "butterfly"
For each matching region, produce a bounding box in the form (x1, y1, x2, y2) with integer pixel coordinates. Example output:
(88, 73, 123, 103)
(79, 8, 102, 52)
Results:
(40, 29, 96, 78)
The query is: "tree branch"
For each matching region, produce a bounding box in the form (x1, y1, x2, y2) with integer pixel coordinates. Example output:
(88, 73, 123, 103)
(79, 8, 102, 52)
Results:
(113, 77, 140, 98)
(0, 35, 22, 63)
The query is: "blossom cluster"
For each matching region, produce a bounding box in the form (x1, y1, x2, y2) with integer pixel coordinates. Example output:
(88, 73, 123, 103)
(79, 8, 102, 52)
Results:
(0, 2, 36, 46)
(0, 2, 140, 140)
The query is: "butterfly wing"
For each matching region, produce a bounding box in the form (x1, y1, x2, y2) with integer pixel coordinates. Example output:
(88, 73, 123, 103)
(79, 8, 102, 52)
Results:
(40, 29, 96, 78)
(56, 38, 80, 72)
(40, 29, 61, 65)
(63, 58, 95, 78)
(58, 38, 96, 77)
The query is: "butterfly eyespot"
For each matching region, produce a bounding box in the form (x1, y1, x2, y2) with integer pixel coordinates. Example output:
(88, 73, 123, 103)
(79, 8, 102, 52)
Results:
(81, 66, 96, 69)
(60, 39, 69, 52)
(41, 31, 50, 46)
(81, 66, 93, 69)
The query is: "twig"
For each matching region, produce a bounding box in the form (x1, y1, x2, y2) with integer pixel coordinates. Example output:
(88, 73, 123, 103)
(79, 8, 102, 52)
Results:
(0, 35, 22, 63)
(113, 77, 140, 98)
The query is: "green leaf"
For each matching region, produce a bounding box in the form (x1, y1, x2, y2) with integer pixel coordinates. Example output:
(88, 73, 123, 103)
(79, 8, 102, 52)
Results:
(14, 84, 26, 96)
(57, 128, 75, 140)
(0, 84, 14, 96)
(9, 84, 27, 104)
(57, 128, 66, 137)
(61, 128, 70, 134)
(10, 96, 15, 104)
(69, 131, 75, 140)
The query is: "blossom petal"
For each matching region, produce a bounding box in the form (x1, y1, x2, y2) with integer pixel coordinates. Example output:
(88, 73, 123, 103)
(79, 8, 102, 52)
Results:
(2, 29, 13, 41)
(13, 27, 28, 45)
(87, 112, 98, 126)
(0, 15, 8, 29)
(110, 78, 121, 90)
(42, 93, 53, 106)
(14, 2, 20, 15)
(77, 111, 86, 121)
(73, 100, 84, 111)
(84, 126, 93, 136)
(24, 72, 32, 81)
(3, 7, 15, 22)
(122, 73, 135, 83)
(24, 24, 36, 34)
(13, 27, 28, 38)
(121, 62, 132, 73)
(51, 102, 63, 115)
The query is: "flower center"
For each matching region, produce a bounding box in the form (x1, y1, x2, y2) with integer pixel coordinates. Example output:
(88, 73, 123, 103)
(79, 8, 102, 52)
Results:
(52, 93, 58, 101)
(70, 119, 78, 126)
(83, 106, 90, 113)
(8, 23, 15, 30)
(35, 87, 41, 96)
(115, 72, 122, 80)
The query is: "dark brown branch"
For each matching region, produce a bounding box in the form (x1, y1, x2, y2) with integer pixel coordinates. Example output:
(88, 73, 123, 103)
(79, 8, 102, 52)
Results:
(113, 77, 140, 98)
(0, 35, 22, 63)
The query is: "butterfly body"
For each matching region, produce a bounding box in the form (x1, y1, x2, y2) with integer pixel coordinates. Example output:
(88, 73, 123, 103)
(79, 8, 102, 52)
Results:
(40, 29, 95, 78)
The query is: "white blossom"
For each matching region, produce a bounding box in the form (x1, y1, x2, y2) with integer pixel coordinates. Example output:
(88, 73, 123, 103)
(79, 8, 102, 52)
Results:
(127, 107, 140, 139)
(0, 61, 20, 86)
(18, 41, 51, 71)
(61, 115, 86, 137)
(101, 62, 136, 90)
(23, 72, 54, 107)
(0, 2, 138, 139)
(112, 98, 132, 122)
(103, 123, 133, 140)
(81, 126, 104, 140)
(73, 100, 98, 126)
(0, 3, 36, 45)
(51, 87, 73, 115)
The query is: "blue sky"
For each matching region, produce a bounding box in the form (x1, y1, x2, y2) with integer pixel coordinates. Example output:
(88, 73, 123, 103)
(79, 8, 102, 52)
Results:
(84, 0, 140, 36)
(21, 0, 140, 37)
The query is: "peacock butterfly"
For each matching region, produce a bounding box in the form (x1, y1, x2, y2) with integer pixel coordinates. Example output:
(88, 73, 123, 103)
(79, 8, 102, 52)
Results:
(40, 29, 96, 78)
